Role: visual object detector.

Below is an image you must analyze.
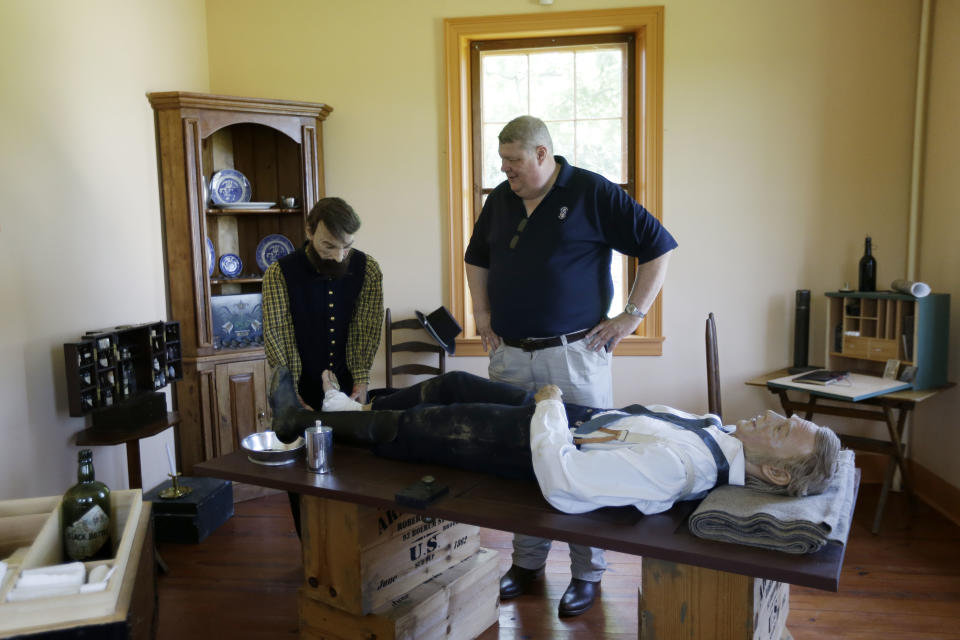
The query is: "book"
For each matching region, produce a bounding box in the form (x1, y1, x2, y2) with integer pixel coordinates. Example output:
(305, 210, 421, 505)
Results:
(792, 369, 848, 385)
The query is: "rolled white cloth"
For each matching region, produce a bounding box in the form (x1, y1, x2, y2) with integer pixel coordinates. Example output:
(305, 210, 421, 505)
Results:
(891, 279, 931, 297)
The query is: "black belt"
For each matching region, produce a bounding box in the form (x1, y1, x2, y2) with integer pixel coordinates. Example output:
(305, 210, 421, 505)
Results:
(502, 329, 591, 352)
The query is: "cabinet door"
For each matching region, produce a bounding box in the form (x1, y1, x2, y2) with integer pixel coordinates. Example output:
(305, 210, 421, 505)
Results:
(214, 359, 268, 456)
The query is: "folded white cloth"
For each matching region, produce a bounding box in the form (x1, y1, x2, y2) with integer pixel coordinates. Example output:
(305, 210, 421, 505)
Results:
(322, 389, 363, 412)
(688, 449, 856, 554)
(15, 561, 86, 588)
(5, 561, 115, 601)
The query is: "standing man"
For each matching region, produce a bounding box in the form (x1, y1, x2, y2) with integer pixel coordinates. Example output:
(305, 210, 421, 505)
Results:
(464, 115, 677, 617)
(263, 196, 383, 534)
(264, 196, 383, 407)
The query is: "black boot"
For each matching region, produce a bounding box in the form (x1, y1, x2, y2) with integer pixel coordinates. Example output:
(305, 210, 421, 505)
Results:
(499, 564, 544, 599)
(558, 578, 600, 617)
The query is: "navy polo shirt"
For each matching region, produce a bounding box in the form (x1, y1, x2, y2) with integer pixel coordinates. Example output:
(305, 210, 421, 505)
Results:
(464, 156, 677, 340)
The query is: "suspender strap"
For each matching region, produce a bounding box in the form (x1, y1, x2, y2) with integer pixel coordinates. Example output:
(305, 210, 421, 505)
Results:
(574, 404, 730, 486)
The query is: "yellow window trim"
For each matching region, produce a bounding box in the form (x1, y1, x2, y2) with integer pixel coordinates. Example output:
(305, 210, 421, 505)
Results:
(443, 7, 665, 357)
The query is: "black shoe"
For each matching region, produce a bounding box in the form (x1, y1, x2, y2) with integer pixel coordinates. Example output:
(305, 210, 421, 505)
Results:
(499, 564, 544, 599)
(558, 578, 600, 617)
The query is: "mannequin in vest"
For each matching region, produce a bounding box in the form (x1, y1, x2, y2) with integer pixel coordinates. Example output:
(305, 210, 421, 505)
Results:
(263, 197, 383, 534)
(271, 369, 841, 611)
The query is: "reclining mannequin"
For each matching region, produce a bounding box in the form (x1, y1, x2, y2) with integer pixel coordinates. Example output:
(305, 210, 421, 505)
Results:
(271, 368, 841, 615)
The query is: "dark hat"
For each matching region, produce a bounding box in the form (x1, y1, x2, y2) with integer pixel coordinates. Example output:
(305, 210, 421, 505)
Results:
(415, 306, 462, 355)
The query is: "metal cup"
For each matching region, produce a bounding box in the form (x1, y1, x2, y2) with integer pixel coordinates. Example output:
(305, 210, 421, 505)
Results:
(305, 424, 333, 473)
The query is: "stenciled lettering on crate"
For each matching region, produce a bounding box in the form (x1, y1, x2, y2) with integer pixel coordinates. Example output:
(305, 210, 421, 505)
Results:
(301, 496, 481, 616)
(299, 547, 500, 640)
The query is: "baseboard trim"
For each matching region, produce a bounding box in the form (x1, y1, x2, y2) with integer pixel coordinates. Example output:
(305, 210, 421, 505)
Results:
(853, 451, 960, 528)
(910, 460, 960, 529)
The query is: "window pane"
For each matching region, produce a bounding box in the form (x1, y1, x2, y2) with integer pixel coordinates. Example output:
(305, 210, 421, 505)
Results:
(576, 49, 623, 119)
(482, 55, 528, 122)
(482, 122, 505, 189)
(576, 119, 623, 184)
(546, 120, 575, 162)
(608, 252, 626, 318)
(529, 52, 575, 120)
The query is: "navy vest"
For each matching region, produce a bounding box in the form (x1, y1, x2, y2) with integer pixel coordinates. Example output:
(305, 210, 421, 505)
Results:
(279, 248, 367, 409)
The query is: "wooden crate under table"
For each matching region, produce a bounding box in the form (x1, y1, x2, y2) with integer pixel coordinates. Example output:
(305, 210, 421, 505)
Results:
(301, 495, 481, 615)
(300, 546, 500, 640)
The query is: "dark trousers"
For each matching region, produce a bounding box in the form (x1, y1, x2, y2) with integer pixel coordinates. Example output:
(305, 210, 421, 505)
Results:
(318, 372, 545, 481)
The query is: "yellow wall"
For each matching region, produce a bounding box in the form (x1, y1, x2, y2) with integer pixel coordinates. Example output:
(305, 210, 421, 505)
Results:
(915, 0, 960, 487)
(205, 0, 959, 486)
(1, 0, 958, 500)
(0, 0, 209, 499)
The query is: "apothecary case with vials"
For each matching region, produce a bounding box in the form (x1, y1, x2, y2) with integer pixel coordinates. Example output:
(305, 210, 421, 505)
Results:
(148, 92, 332, 482)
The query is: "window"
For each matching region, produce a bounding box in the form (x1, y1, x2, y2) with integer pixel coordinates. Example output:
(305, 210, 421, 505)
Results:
(444, 7, 665, 356)
(473, 35, 635, 317)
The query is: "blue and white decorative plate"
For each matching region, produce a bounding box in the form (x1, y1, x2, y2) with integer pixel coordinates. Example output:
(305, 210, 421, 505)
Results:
(256, 234, 296, 272)
(206, 237, 215, 276)
(209, 169, 251, 206)
(218, 253, 243, 278)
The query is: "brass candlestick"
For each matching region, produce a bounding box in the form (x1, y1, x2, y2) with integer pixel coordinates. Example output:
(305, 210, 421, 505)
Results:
(158, 472, 192, 499)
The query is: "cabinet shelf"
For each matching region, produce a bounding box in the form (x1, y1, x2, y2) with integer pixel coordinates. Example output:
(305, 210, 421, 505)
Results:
(210, 276, 263, 285)
(825, 291, 949, 390)
(206, 207, 302, 216)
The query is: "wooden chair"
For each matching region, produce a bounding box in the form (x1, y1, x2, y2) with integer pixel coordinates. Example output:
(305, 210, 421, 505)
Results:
(384, 308, 446, 389)
(706, 312, 722, 420)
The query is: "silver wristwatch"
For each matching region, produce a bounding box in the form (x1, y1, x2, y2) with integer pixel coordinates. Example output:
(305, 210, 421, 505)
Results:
(624, 303, 645, 318)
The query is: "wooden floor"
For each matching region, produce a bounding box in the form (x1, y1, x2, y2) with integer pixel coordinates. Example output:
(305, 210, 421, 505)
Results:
(156, 484, 960, 639)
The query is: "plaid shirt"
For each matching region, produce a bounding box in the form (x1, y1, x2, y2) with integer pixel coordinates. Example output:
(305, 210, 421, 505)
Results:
(263, 252, 383, 388)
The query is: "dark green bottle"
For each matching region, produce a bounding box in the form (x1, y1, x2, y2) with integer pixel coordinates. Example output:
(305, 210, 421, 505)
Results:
(62, 449, 112, 561)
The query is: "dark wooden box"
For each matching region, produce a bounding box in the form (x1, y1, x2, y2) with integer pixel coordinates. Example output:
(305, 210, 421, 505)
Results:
(143, 477, 233, 544)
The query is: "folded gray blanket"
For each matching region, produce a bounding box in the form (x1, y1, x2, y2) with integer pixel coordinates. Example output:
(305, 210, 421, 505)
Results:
(688, 449, 856, 554)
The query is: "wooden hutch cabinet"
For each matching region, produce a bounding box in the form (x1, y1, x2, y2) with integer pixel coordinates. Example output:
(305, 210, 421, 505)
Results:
(148, 92, 332, 491)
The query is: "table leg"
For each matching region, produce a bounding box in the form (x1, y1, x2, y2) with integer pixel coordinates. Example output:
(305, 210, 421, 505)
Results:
(125, 440, 142, 489)
(639, 558, 789, 639)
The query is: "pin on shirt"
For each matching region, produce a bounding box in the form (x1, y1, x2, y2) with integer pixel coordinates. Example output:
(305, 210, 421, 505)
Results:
(558, 206, 568, 221)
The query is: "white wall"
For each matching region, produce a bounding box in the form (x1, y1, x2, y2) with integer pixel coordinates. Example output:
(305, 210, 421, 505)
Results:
(0, 0, 209, 499)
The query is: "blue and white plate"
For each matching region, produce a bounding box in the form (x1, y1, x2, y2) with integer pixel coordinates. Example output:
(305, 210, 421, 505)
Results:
(209, 169, 251, 206)
(218, 253, 243, 278)
(256, 234, 296, 272)
(206, 237, 215, 276)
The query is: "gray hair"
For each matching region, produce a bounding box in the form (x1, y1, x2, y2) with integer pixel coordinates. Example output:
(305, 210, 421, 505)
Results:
(744, 426, 842, 497)
(498, 116, 554, 155)
(307, 197, 361, 241)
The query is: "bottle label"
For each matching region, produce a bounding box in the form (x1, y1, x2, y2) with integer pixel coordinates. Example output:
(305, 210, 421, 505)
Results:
(65, 504, 110, 560)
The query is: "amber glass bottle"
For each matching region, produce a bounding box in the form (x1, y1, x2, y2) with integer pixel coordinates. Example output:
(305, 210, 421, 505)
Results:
(62, 449, 112, 561)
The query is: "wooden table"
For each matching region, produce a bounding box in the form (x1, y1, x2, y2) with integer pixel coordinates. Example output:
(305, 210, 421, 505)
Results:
(747, 369, 952, 533)
(195, 447, 854, 639)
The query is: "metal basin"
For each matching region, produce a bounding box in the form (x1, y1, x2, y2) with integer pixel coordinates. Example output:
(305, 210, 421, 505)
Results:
(241, 431, 304, 466)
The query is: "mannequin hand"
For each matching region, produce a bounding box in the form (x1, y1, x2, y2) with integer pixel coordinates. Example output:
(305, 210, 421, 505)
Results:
(350, 383, 368, 403)
(535, 384, 562, 403)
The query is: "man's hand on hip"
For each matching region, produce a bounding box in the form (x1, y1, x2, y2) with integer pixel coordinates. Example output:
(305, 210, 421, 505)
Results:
(474, 310, 501, 352)
(585, 313, 643, 352)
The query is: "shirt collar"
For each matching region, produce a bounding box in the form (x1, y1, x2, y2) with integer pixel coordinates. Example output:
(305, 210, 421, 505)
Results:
(553, 155, 574, 189)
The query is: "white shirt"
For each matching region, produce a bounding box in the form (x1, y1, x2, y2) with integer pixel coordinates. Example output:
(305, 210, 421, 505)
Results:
(530, 400, 746, 514)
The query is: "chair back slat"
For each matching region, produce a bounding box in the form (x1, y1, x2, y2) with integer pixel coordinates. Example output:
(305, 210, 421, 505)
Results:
(706, 312, 722, 420)
(384, 307, 445, 389)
